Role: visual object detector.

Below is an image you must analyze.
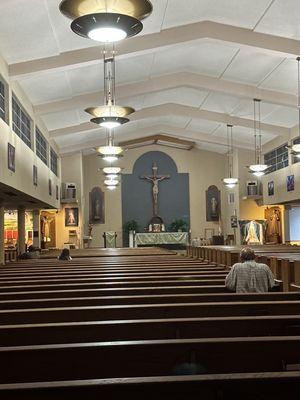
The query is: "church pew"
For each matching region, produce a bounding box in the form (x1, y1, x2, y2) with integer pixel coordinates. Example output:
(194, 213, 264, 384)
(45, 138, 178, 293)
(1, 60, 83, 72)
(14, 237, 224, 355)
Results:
(1, 301, 300, 324)
(0, 274, 228, 288)
(0, 279, 227, 292)
(1, 372, 300, 400)
(0, 285, 228, 300)
(0, 270, 227, 280)
(0, 267, 226, 279)
(1, 291, 299, 309)
(2, 315, 300, 346)
(2, 336, 300, 383)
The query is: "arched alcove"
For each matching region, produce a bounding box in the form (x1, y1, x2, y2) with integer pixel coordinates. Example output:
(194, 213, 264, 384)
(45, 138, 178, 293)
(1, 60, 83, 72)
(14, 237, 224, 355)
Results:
(122, 151, 190, 236)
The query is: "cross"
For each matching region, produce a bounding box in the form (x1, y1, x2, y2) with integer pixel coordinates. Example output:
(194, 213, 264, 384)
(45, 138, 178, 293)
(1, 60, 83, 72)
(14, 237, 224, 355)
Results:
(140, 163, 170, 216)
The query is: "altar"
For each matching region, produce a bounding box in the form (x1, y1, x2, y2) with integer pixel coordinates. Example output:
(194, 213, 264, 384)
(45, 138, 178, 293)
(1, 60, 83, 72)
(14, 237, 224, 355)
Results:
(134, 232, 189, 247)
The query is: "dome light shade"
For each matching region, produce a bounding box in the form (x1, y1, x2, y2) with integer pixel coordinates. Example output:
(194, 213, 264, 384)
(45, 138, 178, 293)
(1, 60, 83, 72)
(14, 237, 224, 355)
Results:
(60, 0, 153, 41)
(249, 164, 268, 172)
(102, 155, 118, 162)
(223, 177, 238, 185)
(97, 145, 123, 155)
(103, 167, 121, 174)
(88, 26, 127, 42)
(91, 116, 130, 128)
(252, 171, 265, 177)
(292, 143, 300, 153)
(107, 185, 117, 190)
(105, 174, 118, 180)
(104, 179, 118, 186)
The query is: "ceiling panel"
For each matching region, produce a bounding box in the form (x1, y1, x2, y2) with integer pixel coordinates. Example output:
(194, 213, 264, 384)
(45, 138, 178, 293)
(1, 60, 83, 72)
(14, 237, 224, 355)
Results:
(212, 124, 276, 145)
(187, 118, 220, 134)
(0, 0, 59, 63)
(261, 106, 298, 127)
(42, 109, 81, 131)
(231, 99, 280, 119)
(18, 71, 73, 104)
(222, 49, 285, 85)
(163, 0, 272, 30)
(201, 92, 240, 114)
(142, 87, 209, 108)
(259, 58, 297, 94)
(137, 115, 191, 129)
(255, 0, 300, 40)
(150, 39, 239, 77)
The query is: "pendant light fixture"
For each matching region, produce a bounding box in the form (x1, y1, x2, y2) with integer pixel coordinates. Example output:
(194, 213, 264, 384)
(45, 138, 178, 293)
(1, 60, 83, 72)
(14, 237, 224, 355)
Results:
(85, 48, 135, 128)
(59, 0, 153, 43)
(222, 124, 238, 188)
(291, 57, 300, 155)
(96, 128, 123, 162)
(249, 99, 268, 177)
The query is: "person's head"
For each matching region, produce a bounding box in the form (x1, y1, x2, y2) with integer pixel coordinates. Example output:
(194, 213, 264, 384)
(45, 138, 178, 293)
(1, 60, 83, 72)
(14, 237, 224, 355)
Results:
(240, 247, 255, 263)
(60, 248, 70, 259)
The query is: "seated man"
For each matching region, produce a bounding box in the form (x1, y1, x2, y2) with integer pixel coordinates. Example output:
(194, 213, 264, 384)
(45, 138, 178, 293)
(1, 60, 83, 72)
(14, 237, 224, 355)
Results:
(225, 247, 275, 293)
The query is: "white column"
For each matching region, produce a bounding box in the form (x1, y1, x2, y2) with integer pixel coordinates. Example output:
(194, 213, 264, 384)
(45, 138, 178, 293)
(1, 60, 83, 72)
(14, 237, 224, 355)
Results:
(0, 205, 5, 265)
(32, 209, 40, 248)
(17, 207, 26, 255)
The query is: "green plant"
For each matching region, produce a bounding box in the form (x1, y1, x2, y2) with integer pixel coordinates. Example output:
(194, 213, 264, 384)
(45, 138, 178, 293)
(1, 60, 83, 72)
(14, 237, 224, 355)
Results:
(170, 219, 188, 232)
(124, 220, 139, 233)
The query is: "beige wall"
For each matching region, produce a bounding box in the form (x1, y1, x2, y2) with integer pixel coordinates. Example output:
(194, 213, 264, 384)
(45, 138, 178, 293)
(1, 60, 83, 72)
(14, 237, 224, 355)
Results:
(56, 153, 84, 249)
(79, 145, 230, 247)
(0, 53, 60, 210)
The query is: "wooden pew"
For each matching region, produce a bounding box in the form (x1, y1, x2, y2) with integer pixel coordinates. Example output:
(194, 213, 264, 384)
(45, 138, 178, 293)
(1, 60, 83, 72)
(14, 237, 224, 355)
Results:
(2, 336, 300, 384)
(2, 314, 300, 346)
(1, 301, 300, 324)
(0, 285, 228, 300)
(1, 372, 300, 400)
(0, 291, 300, 309)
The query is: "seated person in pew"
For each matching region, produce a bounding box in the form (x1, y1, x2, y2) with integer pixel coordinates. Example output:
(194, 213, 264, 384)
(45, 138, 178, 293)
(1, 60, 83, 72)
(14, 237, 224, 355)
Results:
(58, 248, 72, 261)
(225, 247, 275, 293)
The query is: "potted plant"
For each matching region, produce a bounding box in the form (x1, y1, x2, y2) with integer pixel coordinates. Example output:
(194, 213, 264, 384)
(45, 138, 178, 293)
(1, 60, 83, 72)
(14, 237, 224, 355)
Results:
(123, 220, 139, 234)
(170, 219, 188, 232)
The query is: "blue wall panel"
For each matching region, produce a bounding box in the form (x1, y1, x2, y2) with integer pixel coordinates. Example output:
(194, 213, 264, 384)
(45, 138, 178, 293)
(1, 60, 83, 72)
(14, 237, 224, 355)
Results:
(121, 151, 190, 232)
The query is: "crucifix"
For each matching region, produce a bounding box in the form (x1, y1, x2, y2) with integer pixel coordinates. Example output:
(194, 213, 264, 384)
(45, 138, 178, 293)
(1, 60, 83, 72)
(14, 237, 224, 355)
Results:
(140, 163, 170, 216)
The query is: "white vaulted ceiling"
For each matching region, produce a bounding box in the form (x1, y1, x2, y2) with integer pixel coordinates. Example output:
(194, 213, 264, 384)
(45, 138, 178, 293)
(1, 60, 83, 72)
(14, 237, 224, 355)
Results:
(0, 0, 300, 154)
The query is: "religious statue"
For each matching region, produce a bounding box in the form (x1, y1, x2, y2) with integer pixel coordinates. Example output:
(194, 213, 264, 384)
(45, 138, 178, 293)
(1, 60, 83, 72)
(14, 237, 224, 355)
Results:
(211, 197, 218, 217)
(265, 207, 282, 243)
(140, 163, 170, 216)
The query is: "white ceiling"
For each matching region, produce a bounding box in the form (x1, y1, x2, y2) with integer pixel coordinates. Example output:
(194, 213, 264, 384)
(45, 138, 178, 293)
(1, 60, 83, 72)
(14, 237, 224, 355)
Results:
(0, 0, 300, 154)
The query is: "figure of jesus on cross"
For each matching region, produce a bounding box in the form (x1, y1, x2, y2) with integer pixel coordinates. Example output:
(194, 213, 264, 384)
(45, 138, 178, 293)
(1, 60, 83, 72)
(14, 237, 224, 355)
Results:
(140, 163, 170, 216)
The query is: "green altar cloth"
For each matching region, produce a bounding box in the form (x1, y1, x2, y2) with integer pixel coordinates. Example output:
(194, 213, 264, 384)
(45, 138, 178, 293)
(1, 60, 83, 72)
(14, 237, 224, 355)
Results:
(135, 232, 188, 246)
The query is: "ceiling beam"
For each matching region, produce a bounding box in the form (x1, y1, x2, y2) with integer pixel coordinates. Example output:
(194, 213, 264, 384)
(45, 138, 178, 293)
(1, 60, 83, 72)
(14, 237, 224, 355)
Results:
(58, 124, 252, 155)
(50, 103, 289, 139)
(34, 72, 298, 116)
(9, 21, 300, 79)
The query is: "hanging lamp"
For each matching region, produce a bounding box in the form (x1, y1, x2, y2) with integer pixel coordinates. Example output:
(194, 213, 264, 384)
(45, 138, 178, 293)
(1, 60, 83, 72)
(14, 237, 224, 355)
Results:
(59, 0, 153, 43)
(249, 99, 268, 177)
(291, 57, 300, 155)
(85, 48, 135, 128)
(96, 128, 123, 162)
(222, 124, 238, 188)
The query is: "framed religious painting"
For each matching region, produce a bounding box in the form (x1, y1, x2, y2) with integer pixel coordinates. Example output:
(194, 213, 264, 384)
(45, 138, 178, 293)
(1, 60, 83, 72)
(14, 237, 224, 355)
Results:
(206, 185, 220, 221)
(89, 187, 105, 224)
(33, 165, 38, 186)
(8, 143, 15, 172)
(268, 181, 274, 196)
(287, 175, 295, 192)
(65, 207, 78, 227)
(56, 185, 59, 201)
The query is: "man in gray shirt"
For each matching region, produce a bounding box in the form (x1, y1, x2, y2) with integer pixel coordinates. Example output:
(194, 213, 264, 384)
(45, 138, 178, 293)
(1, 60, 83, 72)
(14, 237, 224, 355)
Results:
(225, 247, 275, 293)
